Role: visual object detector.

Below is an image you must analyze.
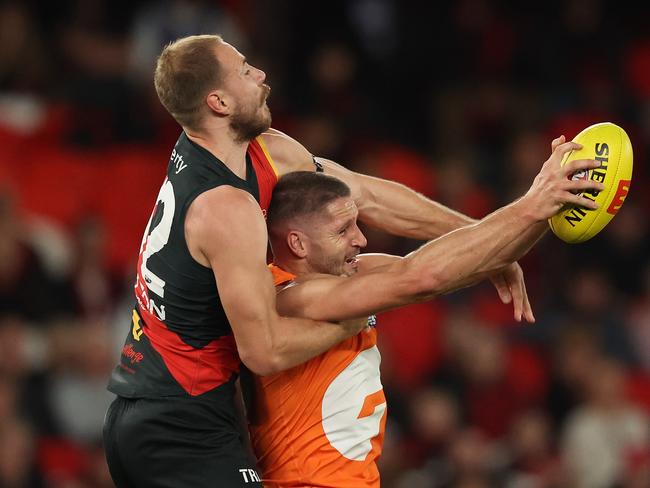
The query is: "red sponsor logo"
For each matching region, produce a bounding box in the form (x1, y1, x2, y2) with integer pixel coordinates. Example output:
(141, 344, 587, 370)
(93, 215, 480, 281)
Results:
(118, 363, 135, 374)
(122, 344, 144, 365)
(607, 179, 631, 215)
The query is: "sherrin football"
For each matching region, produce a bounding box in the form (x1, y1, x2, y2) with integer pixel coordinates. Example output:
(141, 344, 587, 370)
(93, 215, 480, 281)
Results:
(549, 122, 633, 244)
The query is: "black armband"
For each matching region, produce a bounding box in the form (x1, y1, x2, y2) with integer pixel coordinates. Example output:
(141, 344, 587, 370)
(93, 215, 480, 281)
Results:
(312, 156, 324, 172)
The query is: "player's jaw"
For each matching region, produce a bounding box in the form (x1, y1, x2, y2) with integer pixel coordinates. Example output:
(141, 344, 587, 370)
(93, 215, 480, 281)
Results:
(229, 91, 272, 143)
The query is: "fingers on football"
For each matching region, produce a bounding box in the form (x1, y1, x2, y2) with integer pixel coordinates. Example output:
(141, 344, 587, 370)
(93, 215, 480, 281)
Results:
(566, 193, 599, 210)
(563, 158, 600, 176)
(553, 141, 582, 159)
(551, 135, 565, 152)
(565, 179, 605, 193)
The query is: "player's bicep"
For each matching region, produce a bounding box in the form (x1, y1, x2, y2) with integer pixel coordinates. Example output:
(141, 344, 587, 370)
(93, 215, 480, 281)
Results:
(260, 130, 316, 173)
(356, 253, 401, 272)
(260, 130, 368, 204)
(190, 188, 278, 347)
(315, 157, 366, 205)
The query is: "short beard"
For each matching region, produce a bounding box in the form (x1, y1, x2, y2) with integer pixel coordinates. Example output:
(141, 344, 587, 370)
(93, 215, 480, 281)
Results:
(312, 254, 346, 277)
(230, 104, 272, 143)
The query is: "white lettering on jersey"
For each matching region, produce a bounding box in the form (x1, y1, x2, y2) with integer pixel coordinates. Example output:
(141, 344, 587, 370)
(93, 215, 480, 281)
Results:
(171, 148, 188, 174)
(321, 345, 386, 461)
(239, 468, 260, 483)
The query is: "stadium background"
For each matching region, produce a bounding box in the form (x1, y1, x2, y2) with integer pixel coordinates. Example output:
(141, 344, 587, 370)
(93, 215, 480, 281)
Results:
(0, 0, 649, 486)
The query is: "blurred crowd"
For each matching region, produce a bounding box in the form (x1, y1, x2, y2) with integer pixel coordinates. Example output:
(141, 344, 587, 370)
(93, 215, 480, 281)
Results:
(0, 0, 649, 487)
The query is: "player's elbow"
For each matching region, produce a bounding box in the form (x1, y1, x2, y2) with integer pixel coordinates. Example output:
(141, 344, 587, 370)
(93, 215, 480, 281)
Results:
(237, 330, 288, 376)
(238, 348, 283, 376)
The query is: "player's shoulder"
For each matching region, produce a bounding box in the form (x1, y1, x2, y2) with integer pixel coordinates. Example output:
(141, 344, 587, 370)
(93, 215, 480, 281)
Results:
(190, 185, 261, 222)
(259, 129, 314, 174)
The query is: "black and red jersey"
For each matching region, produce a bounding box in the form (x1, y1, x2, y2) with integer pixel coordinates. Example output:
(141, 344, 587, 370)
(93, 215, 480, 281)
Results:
(108, 132, 278, 400)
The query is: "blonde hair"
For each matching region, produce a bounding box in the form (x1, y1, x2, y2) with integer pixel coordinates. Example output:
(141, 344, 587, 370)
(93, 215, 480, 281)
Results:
(154, 35, 224, 130)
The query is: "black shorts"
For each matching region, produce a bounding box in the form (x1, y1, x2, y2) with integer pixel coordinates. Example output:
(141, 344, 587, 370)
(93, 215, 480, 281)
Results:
(103, 395, 262, 488)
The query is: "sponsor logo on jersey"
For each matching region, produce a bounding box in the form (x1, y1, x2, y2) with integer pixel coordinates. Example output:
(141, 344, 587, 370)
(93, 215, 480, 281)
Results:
(239, 468, 261, 483)
(170, 148, 188, 174)
(122, 344, 144, 365)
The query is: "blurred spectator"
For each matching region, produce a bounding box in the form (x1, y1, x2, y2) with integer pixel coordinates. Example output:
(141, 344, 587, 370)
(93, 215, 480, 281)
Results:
(560, 267, 638, 365)
(561, 357, 650, 487)
(405, 388, 462, 467)
(628, 263, 650, 374)
(0, 417, 44, 487)
(503, 410, 564, 487)
(54, 0, 148, 145)
(396, 427, 502, 488)
(545, 325, 604, 430)
(66, 215, 125, 322)
(430, 316, 544, 440)
(434, 152, 495, 220)
(128, 0, 248, 84)
(505, 129, 550, 203)
(597, 202, 650, 298)
(0, 191, 74, 322)
(46, 322, 115, 445)
(0, 1, 50, 93)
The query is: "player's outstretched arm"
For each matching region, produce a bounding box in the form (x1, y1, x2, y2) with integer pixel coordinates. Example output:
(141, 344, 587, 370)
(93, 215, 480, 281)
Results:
(262, 128, 472, 239)
(185, 186, 366, 376)
(261, 129, 531, 321)
(274, 141, 605, 324)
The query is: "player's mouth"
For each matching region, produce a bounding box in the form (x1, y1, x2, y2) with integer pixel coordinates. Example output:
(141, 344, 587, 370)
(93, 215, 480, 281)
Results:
(261, 84, 271, 104)
(345, 256, 358, 269)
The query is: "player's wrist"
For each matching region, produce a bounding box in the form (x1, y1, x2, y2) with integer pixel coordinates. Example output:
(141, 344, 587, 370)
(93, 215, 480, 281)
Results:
(511, 195, 545, 224)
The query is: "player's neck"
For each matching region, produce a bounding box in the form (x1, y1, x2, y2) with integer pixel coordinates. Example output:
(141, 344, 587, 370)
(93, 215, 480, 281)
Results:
(186, 128, 249, 179)
(273, 255, 309, 278)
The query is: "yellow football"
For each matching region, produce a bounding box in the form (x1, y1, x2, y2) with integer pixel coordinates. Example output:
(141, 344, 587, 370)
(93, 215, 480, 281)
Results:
(549, 122, 633, 243)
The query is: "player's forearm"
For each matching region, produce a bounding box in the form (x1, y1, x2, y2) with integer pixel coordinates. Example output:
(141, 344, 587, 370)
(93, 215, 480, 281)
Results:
(241, 316, 359, 376)
(405, 197, 541, 295)
(276, 262, 418, 323)
(490, 219, 548, 269)
(355, 174, 476, 239)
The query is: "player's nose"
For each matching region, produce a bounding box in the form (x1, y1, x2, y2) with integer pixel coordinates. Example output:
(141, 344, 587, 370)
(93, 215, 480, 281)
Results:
(352, 226, 367, 248)
(254, 66, 266, 83)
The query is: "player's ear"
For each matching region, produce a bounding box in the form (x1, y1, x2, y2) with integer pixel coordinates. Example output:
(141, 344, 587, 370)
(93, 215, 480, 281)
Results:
(287, 230, 308, 258)
(206, 89, 230, 115)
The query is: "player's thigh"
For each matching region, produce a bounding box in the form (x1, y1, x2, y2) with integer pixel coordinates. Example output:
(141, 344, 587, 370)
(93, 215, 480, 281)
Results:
(103, 396, 137, 488)
(107, 396, 262, 488)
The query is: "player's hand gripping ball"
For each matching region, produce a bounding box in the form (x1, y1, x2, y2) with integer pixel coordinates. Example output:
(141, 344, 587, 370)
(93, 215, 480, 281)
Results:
(549, 122, 633, 243)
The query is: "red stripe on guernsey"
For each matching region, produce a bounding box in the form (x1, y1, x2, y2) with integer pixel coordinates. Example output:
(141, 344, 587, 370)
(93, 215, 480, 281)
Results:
(139, 306, 241, 396)
(248, 137, 279, 215)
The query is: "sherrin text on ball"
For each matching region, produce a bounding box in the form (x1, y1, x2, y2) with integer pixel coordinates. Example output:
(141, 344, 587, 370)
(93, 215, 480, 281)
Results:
(549, 122, 633, 243)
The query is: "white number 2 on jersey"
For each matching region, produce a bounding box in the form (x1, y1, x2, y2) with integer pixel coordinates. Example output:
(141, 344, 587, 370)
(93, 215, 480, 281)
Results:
(139, 178, 175, 298)
(321, 346, 386, 461)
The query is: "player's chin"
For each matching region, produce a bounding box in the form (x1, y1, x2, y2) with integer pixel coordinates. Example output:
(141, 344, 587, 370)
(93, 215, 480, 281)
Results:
(260, 106, 272, 126)
(342, 260, 359, 276)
